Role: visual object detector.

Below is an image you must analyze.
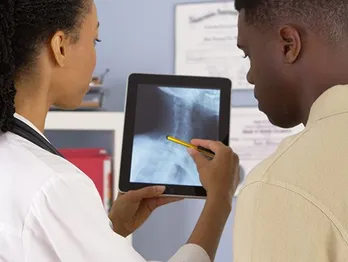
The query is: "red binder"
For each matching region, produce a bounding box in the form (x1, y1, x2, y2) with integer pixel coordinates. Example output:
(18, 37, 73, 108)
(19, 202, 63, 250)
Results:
(59, 148, 113, 212)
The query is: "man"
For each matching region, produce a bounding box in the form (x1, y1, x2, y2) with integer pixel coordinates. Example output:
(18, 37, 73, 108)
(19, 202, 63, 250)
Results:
(233, 0, 348, 261)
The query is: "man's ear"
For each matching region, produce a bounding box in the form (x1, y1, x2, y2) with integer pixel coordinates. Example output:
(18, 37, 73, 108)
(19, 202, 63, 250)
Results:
(279, 26, 301, 63)
(50, 31, 69, 67)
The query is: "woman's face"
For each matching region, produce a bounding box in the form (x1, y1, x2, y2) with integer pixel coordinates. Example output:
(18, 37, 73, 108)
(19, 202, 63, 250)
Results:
(49, 1, 99, 109)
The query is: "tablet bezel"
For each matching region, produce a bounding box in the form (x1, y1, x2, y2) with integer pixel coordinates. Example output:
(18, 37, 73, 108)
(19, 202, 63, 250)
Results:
(119, 73, 231, 198)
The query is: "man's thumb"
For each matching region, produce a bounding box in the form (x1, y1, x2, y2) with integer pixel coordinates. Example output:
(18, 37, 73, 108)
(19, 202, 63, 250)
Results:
(127, 186, 166, 202)
(188, 148, 207, 168)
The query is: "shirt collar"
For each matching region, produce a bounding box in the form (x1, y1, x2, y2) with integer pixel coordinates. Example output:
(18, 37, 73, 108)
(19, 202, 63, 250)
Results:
(13, 112, 49, 141)
(307, 84, 348, 126)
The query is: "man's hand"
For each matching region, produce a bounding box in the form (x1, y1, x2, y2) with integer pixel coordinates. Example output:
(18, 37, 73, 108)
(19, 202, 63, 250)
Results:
(109, 186, 182, 237)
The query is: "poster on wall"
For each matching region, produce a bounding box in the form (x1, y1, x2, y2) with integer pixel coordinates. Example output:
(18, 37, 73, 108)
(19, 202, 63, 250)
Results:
(231, 107, 304, 196)
(175, 1, 252, 89)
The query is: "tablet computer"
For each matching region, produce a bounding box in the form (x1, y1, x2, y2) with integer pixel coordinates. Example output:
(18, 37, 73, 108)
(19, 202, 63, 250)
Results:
(119, 73, 231, 198)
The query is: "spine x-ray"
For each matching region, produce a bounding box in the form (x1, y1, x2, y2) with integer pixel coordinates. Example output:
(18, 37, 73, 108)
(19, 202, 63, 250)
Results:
(130, 85, 220, 186)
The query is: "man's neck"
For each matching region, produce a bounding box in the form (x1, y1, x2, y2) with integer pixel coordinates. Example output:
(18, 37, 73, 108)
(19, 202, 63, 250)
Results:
(300, 63, 348, 126)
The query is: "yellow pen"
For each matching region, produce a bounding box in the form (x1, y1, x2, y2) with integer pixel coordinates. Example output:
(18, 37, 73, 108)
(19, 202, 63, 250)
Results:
(166, 135, 215, 159)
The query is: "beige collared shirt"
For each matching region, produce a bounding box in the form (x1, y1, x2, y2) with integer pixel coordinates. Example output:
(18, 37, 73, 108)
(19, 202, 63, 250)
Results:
(233, 85, 348, 261)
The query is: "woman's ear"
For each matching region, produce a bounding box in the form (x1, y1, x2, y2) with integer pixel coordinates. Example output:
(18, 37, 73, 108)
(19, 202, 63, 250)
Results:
(50, 31, 69, 67)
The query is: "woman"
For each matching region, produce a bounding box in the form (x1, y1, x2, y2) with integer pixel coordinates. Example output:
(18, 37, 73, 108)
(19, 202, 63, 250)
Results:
(0, 1, 239, 261)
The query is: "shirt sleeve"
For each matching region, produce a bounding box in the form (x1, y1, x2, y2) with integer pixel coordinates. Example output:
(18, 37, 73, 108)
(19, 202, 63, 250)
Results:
(21, 174, 210, 262)
(233, 181, 348, 262)
(167, 244, 210, 262)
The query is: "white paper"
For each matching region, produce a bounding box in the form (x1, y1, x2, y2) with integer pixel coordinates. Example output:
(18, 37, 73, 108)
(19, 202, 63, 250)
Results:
(230, 107, 304, 195)
(175, 2, 253, 89)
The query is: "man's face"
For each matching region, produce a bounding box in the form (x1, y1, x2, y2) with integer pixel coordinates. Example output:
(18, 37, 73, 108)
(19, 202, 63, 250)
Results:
(237, 10, 302, 128)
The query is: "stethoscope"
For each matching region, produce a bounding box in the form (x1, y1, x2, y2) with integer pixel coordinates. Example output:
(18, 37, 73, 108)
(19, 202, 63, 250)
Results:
(11, 118, 65, 158)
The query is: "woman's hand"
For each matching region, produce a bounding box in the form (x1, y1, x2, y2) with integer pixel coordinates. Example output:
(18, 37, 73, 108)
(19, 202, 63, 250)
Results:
(109, 186, 182, 237)
(189, 139, 240, 203)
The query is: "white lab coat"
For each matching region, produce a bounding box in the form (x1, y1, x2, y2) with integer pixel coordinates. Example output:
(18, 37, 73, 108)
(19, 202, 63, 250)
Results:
(0, 113, 209, 262)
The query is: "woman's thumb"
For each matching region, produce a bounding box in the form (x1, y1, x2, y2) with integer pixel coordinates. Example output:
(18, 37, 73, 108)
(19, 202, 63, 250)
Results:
(127, 186, 166, 202)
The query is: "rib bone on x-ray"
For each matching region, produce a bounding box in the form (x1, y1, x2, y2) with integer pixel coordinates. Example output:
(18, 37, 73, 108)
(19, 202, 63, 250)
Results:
(130, 85, 220, 186)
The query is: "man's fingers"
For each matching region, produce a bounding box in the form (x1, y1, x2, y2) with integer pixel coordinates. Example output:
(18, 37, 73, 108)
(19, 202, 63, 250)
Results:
(127, 186, 166, 202)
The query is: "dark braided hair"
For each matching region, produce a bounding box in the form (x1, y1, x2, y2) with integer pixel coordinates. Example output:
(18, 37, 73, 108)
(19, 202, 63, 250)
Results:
(0, 1, 16, 132)
(0, 0, 91, 132)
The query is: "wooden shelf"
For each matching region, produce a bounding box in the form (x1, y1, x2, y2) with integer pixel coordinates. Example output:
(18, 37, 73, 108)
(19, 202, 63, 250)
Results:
(45, 111, 124, 131)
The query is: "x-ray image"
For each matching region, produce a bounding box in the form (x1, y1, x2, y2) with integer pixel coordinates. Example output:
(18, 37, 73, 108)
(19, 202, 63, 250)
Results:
(130, 85, 220, 186)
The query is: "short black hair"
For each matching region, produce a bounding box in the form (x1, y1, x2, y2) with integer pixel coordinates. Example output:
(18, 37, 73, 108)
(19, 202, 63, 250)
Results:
(235, 0, 348, 41)
(0, 0, 92, 132)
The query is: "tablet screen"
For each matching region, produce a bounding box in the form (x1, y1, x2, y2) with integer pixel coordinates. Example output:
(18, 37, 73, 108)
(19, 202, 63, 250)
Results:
(129, 84, 220, 186)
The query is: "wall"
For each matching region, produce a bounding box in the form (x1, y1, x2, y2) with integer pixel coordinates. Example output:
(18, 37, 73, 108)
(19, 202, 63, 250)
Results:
(46, 0, 257, 261)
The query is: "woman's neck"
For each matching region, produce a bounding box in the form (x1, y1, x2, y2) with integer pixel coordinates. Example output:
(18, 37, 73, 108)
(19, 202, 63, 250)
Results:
(14, 80, 51, 133)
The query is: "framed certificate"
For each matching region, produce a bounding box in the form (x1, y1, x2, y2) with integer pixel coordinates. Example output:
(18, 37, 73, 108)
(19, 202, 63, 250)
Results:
(175, 1, 253, 89)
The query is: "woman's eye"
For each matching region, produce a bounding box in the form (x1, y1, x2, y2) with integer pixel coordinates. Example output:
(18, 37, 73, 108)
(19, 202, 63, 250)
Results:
(94, 39, 102, 46)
